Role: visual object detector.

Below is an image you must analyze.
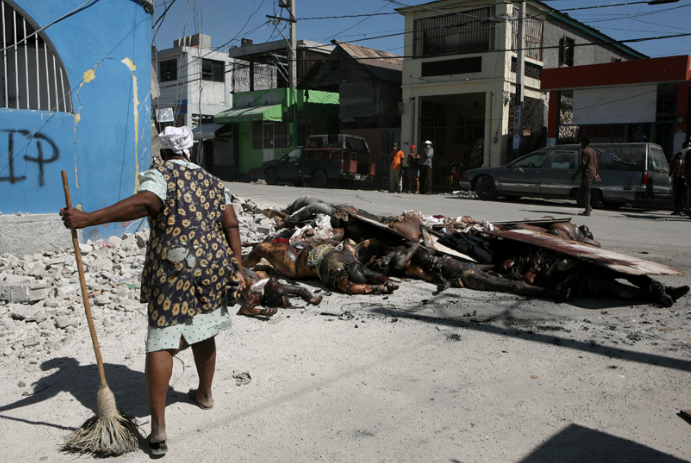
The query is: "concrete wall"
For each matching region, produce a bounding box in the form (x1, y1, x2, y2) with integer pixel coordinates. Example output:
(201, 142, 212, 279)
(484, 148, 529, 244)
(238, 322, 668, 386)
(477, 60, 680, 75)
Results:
(0, 1, 153, 246)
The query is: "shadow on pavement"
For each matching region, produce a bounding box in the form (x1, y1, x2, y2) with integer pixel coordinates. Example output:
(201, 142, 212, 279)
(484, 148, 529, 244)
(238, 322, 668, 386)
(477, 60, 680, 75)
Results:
(517, 424, 687, 463)
(370, 307, 691, 374)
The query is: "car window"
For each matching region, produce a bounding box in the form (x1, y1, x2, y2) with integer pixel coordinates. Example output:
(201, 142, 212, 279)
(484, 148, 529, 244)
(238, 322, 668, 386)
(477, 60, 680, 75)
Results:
(286, 148, 302, 160)
(548, 151, 575, 169)
(514, 152, 547, 168)
(648, 147, 669, 172)
(594, 146, 645, 171)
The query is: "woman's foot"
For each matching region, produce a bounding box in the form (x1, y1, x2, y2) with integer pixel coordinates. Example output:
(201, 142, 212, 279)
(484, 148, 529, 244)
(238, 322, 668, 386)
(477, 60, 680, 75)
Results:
(188, 388, 214, 409)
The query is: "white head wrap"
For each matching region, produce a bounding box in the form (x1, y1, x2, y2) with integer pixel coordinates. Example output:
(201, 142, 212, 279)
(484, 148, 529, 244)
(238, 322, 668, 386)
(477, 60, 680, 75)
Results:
(159, 126, 194, 160)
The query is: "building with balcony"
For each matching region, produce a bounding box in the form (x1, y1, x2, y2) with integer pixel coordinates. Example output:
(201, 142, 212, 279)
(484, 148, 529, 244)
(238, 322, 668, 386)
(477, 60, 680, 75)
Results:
(396, 0, 645, 188)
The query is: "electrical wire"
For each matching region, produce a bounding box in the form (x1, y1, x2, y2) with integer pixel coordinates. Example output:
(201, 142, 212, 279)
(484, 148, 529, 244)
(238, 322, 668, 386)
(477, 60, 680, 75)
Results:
(0, 0, 98, 53)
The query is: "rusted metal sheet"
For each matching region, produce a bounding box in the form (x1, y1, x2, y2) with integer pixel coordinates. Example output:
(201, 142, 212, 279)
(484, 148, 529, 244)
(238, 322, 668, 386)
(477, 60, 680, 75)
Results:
(485, 228, 683, 276)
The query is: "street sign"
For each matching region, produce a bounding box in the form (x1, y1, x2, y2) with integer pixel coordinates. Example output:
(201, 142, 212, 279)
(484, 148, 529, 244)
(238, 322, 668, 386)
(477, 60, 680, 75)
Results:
(156, 107, 174, 123)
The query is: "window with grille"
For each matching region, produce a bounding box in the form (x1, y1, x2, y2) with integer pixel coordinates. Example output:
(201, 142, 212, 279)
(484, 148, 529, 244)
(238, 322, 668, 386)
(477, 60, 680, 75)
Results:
(421, 57, 482, 77)
(0, 0, 72, 112)
(413, 7, 495, 58)
(159, 59, 177, 82)
(512, 8, 543, 61)
(252, 120, 290, 149)
(202, 59, 224, 82)
(511, 57, 542, 80)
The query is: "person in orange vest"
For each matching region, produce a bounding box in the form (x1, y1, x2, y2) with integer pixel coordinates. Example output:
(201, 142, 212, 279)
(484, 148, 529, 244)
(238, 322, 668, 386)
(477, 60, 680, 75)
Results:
(389, 142, 405, 193)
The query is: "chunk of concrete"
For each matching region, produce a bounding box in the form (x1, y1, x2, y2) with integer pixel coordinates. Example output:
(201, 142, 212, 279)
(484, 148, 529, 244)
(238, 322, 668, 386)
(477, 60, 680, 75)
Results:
(0, 282, 49, 302)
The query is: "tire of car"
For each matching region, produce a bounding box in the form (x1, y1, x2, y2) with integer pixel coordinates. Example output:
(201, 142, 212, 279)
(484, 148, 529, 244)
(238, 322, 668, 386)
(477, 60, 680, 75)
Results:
(312, 170, 328, 188)
(265, 168, 278, 185)
(475, 176, 498, 201)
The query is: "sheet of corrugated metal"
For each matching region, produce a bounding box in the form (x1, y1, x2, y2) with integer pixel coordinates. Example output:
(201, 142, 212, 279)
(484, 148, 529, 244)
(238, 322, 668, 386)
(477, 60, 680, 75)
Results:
(484, 228, 683, 276)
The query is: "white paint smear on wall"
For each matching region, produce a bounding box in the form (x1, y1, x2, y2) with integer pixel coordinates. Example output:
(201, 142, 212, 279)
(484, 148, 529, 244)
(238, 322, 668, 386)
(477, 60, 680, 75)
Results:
(573, 85, 657, 125)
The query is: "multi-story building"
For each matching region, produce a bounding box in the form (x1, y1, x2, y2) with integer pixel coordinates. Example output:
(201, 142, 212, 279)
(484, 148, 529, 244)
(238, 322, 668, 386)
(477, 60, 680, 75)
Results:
(153, 33, 256, 178)
(396, 0, 646, 188)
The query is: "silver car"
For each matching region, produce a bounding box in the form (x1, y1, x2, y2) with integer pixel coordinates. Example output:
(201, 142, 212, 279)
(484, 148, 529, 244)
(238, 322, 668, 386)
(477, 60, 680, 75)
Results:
(458, 143, 672, 208)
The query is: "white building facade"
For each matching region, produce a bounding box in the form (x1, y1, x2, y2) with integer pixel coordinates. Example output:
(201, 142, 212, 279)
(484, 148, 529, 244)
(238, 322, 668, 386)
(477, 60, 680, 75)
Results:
(397, 0, 645, 187)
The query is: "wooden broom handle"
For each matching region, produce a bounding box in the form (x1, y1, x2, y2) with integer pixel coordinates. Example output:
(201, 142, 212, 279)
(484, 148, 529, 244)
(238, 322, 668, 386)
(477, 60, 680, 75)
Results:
(61, 171, 108, 388)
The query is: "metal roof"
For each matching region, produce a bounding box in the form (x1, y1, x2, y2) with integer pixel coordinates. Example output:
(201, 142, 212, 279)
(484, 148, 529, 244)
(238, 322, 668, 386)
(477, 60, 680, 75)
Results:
(334, 41, 403, 72)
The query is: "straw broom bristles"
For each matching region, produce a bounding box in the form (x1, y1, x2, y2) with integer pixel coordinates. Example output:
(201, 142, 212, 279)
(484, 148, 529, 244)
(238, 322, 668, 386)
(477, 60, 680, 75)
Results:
(63, 386, 140, 456)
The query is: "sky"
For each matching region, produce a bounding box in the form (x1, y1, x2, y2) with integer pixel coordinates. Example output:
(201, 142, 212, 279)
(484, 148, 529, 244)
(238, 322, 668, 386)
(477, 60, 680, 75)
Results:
(152, 0, 691, 59)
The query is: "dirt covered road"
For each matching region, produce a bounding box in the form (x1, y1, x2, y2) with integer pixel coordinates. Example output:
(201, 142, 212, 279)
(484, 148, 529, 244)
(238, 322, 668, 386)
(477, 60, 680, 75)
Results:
(1, 184, 689, 462)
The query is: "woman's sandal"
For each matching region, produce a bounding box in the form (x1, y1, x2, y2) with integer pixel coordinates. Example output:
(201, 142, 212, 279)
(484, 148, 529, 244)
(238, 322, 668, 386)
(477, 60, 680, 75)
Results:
(147, 435, 168, 456)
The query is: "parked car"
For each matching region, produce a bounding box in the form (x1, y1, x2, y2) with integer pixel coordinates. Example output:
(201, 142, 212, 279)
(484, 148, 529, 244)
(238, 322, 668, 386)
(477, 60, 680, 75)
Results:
(458, 143, 671, 208)
(262, 134, 376, 188)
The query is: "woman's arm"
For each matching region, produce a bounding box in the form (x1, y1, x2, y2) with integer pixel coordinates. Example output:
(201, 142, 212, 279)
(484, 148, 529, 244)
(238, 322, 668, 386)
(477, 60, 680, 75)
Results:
(60, 191, 163, 229)
(222, 205, 246, 290)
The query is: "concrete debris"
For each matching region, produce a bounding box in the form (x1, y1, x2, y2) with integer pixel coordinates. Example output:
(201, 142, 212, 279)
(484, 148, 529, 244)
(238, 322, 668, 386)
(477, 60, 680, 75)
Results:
(0, 194, 278, 364)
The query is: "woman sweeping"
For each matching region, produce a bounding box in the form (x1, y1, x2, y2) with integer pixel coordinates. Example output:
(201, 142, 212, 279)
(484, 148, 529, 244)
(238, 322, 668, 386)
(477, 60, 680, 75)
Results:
(60, 126, 244, 456)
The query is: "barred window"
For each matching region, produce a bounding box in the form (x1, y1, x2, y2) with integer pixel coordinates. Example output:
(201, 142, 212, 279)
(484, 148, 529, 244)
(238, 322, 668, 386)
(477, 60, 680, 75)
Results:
(413, 7, 495, 58)
(511, 57, 542, 80)
(512, 8, 544, 61)
(0, 0, 72, 112)
(421, 57, 482, 77)
(252, 120, 290, 150)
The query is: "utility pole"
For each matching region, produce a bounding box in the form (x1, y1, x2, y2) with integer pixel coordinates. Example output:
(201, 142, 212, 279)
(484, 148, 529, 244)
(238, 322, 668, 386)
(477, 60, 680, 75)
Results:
(513, 1, 526, 158)
(272, 0, 299, 146)
(288, 0, 297, 88)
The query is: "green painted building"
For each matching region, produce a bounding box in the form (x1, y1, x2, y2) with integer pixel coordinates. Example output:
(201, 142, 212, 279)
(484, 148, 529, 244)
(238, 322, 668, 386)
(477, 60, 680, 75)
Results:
(215, 87, 339, 177)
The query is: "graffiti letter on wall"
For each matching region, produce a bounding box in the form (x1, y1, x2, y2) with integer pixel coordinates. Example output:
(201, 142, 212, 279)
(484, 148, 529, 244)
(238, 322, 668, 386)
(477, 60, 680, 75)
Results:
(1, 130, 59, 186)
(23, 133, 59, 186)
(0, 131, 27, 184)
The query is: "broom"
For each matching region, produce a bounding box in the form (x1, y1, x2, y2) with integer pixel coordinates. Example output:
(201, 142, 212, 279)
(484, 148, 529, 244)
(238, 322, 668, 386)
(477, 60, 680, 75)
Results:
(60, 171, 139, 456)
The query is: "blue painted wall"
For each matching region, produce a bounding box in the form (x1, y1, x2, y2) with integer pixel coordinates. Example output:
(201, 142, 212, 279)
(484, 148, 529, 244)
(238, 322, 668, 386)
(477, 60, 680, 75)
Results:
(0, 0, 152, 242)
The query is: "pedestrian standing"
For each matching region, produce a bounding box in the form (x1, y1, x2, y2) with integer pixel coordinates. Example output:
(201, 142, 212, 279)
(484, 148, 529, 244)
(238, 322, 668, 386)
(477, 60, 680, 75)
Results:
(60, 126, 245, 456)
(389, 142, 404, 193)
(406, 145, 420, 194)
(683, 141, 691, 218)
(669, 141, 688, 215)
(420, 140, 434, 194)
(571, 136, 600, 216)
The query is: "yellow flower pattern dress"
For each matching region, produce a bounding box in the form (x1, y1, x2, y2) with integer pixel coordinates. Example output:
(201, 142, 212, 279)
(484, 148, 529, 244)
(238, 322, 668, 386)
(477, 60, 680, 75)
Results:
(140, 161, 242, 328)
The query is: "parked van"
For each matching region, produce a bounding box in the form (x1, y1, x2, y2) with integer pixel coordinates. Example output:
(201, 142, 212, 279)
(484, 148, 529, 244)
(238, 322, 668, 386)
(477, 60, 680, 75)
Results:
(458, 143, 671, 208)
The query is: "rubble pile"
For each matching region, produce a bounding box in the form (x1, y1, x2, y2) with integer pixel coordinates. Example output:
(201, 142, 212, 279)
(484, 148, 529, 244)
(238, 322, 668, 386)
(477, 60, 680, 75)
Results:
(0, 195, 277, 365)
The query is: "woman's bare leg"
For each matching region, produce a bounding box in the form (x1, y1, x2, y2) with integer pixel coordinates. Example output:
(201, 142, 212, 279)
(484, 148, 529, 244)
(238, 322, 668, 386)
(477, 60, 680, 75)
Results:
(146, 347, 179, 443)
(190, 336, 216, 408)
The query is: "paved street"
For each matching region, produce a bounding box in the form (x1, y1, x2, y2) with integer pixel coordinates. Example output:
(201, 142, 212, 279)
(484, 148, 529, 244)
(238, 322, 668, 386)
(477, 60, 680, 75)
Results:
(226, 182, 690, 279)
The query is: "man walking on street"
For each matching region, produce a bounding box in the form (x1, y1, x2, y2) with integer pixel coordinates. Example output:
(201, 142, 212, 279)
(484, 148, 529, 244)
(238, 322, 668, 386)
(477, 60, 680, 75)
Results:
(669, 141, 688, 215)
(420, 140, 434, 194)
(571, 136, 600, 216)
(682, 140, 691, 218)
(389, 143, 404, 193)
